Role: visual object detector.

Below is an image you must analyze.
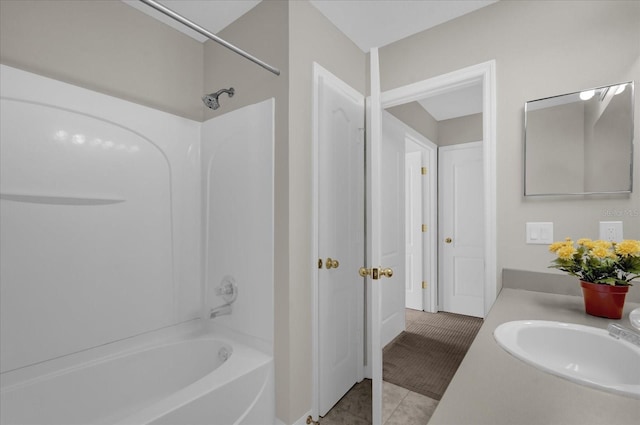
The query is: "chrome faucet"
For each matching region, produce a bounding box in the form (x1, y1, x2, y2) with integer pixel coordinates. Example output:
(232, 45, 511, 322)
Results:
(607, 323, 640, 347)
(210, 303, 233, 319)
(209, 276, 238, 320)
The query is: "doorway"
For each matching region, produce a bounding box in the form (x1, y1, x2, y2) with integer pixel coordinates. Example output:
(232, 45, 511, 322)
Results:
(379, 61, 497, 320)
(369, 58, 497, 425)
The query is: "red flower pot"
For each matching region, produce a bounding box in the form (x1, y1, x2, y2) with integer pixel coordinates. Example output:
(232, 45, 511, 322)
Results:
(580, 280, 629, 319)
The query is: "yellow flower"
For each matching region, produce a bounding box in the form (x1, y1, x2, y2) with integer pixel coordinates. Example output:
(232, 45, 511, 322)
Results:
(549, 241, 566, 253)
(557, 244, 576, 260)
(577, 238, 594, 248)
(550, 238, 575, 253)
(590, 246, 612, 259)
(616, 240, 640, 257)
(593, 240, 612, 249)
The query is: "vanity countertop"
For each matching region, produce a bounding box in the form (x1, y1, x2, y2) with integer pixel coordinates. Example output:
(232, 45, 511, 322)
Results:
(428, 288, 640, 425)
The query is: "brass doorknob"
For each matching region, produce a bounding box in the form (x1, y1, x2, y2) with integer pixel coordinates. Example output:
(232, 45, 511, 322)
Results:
(445, 237, 452, 243)
(359, 267, 393, 279)
(326, 257, 339, 269)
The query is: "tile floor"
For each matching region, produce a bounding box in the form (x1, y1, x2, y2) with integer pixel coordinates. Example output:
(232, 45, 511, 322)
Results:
(320, 379, 439, 425)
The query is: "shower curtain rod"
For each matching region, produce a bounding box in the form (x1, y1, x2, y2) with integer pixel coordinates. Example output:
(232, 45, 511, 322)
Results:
(138, 0, 281, 76)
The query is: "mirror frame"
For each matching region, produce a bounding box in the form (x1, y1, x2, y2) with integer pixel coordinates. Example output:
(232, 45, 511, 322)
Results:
(524, 81, 634, 196)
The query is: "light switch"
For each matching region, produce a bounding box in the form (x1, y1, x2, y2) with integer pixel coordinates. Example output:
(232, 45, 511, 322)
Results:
(526, 222, 554, 244)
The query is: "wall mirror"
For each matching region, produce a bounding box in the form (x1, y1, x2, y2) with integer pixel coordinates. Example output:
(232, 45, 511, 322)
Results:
(524, 81, 634, 196)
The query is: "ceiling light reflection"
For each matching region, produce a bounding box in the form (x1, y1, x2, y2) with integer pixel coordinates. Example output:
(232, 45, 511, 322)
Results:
(53, 130, 69, 142)
(579, 90, 595, 101)
(71, 134, 86, 145)
(52, 129, 140, 154)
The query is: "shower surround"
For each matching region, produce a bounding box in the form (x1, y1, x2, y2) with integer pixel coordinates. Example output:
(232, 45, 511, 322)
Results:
(0, 65, 275, 424)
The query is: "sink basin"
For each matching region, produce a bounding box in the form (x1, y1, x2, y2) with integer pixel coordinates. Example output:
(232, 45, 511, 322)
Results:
(494, 320, 640, 398)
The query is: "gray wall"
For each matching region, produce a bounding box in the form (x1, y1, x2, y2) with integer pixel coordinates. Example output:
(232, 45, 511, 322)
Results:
(438, 113, 483, 146)
(386, 104, 481, 147)
(0, 0, 204, 121)
(380, 0, 640, 292)
(526, 103, 585, 194)
(387, 102, 438, 142)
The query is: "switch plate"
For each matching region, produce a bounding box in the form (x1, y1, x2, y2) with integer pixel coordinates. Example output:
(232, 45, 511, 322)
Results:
(526, 222, 554, 244)
(599, 221, 623, 242)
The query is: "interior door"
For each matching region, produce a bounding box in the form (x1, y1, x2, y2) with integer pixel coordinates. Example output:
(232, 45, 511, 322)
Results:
(316, 67, 365, 416)
(367, 47, 383, 425)
(379, 112, 406, 346)
(439, 142, 484, 318)
(405, 150, 423, 311)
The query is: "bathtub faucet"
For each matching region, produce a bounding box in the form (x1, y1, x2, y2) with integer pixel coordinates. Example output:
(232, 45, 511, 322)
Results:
(210, 303, 233, 319)
(209, 276, 237, 319)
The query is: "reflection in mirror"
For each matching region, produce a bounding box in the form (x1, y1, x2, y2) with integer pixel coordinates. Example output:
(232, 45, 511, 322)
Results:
(524, 82, 634, 196)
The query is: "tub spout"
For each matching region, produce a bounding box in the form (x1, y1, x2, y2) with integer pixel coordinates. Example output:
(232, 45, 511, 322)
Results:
(210, 303, 232, 319)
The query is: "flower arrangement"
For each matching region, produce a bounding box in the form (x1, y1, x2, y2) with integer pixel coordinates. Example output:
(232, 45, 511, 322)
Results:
(548, 238, 640, 286)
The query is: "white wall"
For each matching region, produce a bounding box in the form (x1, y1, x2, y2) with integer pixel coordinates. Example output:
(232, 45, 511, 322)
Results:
(201, 99, 275, 351)
(0, 65, 201, 373)
(0, 66, 276, 376)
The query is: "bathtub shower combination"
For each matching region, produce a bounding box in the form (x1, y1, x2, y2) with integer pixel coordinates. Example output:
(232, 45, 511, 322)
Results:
(0, 64, 275, 424)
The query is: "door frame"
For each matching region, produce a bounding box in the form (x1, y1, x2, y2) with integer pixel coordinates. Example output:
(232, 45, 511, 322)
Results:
(380, 60, 497, 317)
(311, 62, 365, 421)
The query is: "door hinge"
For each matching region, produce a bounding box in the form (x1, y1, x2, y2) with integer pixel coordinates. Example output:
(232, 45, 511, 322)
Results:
(422, 281, 428, 289)
(421, 167, 427, 175)
(422, 224, 427, 232)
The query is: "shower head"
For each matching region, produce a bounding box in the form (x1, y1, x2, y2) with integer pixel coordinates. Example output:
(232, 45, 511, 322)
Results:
(202, 87, 235, 110)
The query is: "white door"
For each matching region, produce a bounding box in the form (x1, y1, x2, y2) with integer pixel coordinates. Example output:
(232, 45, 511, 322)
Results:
(405, 150, 423, 311)
(379, 113, 406, 347)
(315, 66, 365, 416)
(439, 142, 484, 318)
(367, 48, 384, 425)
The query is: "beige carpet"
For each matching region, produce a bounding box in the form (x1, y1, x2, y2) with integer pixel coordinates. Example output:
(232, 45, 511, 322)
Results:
(382, 310, 483, 400)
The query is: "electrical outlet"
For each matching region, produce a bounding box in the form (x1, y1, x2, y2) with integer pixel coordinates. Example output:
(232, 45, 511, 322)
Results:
(599, 221, 623, 242)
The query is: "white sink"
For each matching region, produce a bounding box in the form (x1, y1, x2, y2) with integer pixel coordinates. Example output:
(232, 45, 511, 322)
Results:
(494, 320, 640, 398)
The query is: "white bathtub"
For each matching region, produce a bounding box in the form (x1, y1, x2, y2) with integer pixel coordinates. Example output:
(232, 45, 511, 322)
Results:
(0, 330, 275, 425)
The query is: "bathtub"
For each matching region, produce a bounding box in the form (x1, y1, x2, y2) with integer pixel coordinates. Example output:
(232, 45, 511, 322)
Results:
(0, 329, 275, 425)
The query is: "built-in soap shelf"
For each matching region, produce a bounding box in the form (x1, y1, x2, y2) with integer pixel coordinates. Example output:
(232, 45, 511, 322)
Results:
(0, 192, 125, 206)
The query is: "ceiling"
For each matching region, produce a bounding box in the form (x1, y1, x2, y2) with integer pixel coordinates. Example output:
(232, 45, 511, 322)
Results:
(124, 0, 497, 120)
(123, 1, 262, 42)
(309, 0, 496, 52)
